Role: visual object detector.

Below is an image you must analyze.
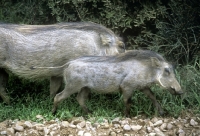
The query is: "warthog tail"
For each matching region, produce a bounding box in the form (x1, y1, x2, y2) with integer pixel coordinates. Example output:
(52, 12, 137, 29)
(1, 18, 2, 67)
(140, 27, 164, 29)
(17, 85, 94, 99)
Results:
(30, 62, 70, 70)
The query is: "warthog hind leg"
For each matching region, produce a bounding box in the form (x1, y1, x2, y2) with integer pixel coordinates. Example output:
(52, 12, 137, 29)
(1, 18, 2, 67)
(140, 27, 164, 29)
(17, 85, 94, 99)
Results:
(0, 69, 9, 104)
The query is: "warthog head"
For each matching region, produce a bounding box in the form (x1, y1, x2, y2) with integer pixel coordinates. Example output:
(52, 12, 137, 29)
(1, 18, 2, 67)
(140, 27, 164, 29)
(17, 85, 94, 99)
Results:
(152, 57, 184, 95)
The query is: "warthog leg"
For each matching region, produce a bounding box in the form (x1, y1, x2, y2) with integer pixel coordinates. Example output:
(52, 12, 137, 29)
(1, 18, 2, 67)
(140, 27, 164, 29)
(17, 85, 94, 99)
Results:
(50, 76, 62, 98)
(76, 87, 91, 114)
(0, 69, 9, 104)
(141, 87, 164, 115)
(52, 86, 79, 115)
(121, 87, 133, 117)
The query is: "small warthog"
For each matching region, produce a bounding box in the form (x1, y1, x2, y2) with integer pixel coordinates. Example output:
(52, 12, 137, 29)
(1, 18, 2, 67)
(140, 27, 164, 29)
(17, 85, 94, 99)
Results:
(46, 50, 183, 117)
(0, 22, 125, 104)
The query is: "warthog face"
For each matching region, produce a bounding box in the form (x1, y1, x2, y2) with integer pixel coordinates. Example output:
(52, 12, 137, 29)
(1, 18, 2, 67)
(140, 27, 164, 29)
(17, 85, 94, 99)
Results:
(154, 58, 183, 95)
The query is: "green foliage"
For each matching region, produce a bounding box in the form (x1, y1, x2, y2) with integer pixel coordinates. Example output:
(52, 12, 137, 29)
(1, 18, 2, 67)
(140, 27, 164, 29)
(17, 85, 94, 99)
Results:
(0, 0, 199, 120)
(130, 0, 200, 65)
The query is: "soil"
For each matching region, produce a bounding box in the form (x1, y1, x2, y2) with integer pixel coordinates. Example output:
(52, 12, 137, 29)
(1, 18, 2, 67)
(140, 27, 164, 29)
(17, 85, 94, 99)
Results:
(0, 112, 200, 136)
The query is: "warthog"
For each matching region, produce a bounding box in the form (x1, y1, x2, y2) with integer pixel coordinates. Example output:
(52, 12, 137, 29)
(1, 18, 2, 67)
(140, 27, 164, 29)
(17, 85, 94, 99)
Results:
(0, 22, 125, 104)
(44, 50, 183, 117)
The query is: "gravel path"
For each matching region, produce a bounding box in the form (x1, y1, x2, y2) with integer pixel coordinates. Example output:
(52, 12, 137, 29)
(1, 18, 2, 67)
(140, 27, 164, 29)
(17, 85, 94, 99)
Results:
(0, 114, 200, 136)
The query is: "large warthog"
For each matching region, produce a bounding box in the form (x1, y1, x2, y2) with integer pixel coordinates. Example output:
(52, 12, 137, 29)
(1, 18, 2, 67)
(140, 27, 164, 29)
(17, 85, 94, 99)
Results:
(39, 50, 183, 117)
(0, 22, 125, 104)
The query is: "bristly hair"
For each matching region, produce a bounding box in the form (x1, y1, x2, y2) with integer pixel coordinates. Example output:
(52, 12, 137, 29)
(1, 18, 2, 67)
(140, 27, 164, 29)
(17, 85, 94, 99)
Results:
(77, 50, 165, 63)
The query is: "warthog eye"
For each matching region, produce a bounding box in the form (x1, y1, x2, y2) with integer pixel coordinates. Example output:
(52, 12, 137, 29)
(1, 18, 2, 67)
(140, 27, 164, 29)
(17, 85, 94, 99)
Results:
(164, 68, 170, 75)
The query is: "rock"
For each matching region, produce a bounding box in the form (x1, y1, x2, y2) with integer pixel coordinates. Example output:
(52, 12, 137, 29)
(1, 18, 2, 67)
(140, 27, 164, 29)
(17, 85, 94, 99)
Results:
(36, 126, 44, 131)
(44, 127, 50, 135)
(113, 124, 120, 128)
(151, 117, 158, 123)
(77, 121, 86, 128)
(154, 127, 165, 136)
(101, 123, 110, 129)
(61, 121, 69, 128)
(14, 125, 24, 132)
(190, 119, 198, 126)
(147, 126, 153, 133)
(110, 131, 117, 136)
(69, 124, 76, 128)
(92, 123, 100, 128)
(24, 121, 33, 128)
(7, 128, 15, 135)
(121, 119, 129, 125)
(112, 117, 121, 124)
(48, 124, 57, 129)
(153, 120, 163, 127)
(167, 123, 173, 130)
(123, 124, 131, 131)
(0, 131, 7, 135)
(148, 133, 156, 136)
(177, 128, 185, 136)
(160, 123, 167, 131)
(84, 132, 92, 136)
(78, 130, 84, 136)
(131, 125, 142, 131)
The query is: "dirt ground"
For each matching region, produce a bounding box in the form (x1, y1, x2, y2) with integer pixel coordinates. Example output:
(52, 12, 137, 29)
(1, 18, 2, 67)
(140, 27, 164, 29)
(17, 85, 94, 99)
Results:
(0, 112, 200, 136)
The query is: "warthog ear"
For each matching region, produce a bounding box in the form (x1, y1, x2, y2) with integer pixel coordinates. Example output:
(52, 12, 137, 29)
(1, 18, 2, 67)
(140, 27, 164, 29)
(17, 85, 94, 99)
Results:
(100, 34, 112, 46)
(151, 57, 161, 67)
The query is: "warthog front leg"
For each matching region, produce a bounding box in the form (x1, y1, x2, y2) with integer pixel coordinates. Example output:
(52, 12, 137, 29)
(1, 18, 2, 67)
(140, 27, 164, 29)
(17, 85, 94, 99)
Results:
(50, 76, 62, 98)
(141, 87, 164, 115)
(76, 87, 91, 114)
(121, 87, 133, 117)
(0, 69, 9, 104)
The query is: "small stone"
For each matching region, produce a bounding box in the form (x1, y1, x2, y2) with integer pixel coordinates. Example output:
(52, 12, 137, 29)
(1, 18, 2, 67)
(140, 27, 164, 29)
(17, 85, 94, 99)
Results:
(77, 121, 86, 128)
(154, 127, 165, 136)
(48, 124, 57, 129)
(124, 134, 130, 136)
(121, 119, 129, 125)
(123, 124, 131, 131)
(24, 121, 33, 128)
(44, 127, 50, 135)
(184, 123, 189, 127)
(14, 125, 24, 132)
(36, 126, 44, 131)
(110, 131, 117, 136)
(7, 128, 15, 135)
(153, 120, 163, 127)
(151, 117, 158, 123)
(113, 124, 120, 128)
(112, 117, 121, 124)
(0, 131, 7, 135)
(190, 119, 198, 126)
(160, 123, 167, 131)
(131, 125, 142, 131)
(177, 129, 185, 136)
(147, 126, 153, 133)
(61, 121, 69, 128)
(84, 132, 92, 136)
(101, 123, 110, 129)
(50, 131, 55, 136)
(69, 124, 76, 128)
(92, 123, 100, 128)
(148, 133, 156, 136)
(167, 123, 173, 130)
(78, 130, 84, 136)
